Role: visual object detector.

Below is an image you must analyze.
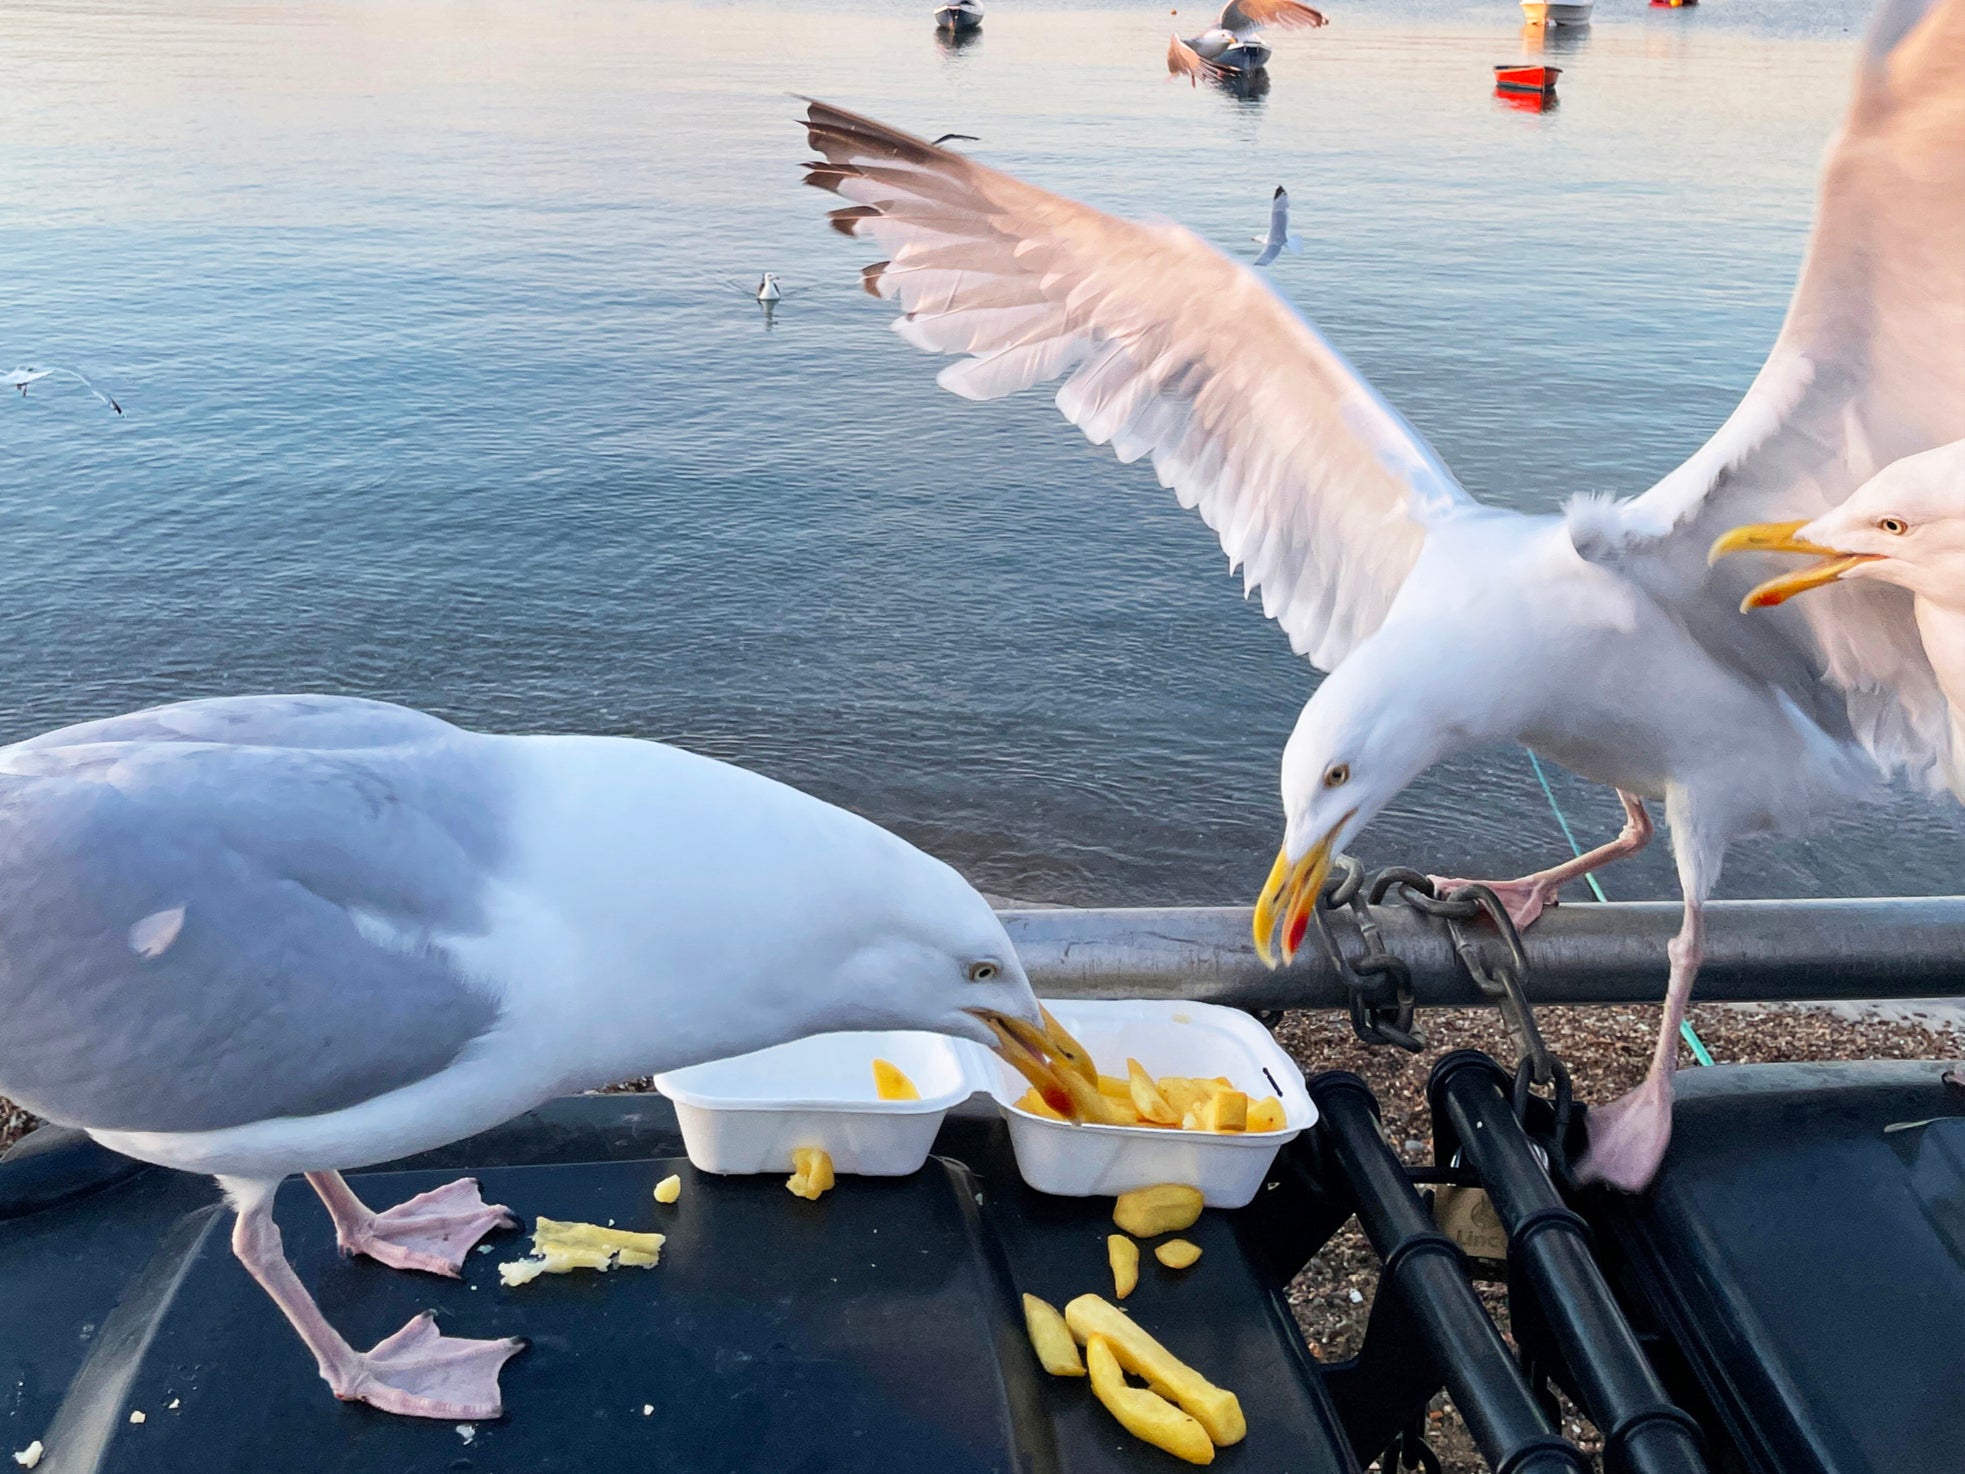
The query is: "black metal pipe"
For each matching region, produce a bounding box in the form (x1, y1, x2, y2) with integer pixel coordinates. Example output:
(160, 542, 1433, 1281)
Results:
(1309, 1072, 1591, 1474)
(1430, 1053, 1708, 1474)
(1003, 895, 1965, 1008)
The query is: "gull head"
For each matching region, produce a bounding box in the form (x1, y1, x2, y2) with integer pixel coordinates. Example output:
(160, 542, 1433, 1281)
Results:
(1253, 652, 1459, 967)
(1711, 441, 1965, 611)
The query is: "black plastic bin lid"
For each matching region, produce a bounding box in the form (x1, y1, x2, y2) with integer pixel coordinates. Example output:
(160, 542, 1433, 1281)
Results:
(1588, 1059, 1965, 1474)
(0, 1098, 1358, 1474)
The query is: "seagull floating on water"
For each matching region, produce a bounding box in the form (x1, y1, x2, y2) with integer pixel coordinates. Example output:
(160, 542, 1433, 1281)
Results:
(1716, 438, 1965, 797)
(5, 366, 121, 415)
(0, 695, 1065, 1418)
(1169, 0, 1326, 82)
(757, 272, 784, 302)
(799, 0, 1963, 1191)
(1252, 186, 1301, 267)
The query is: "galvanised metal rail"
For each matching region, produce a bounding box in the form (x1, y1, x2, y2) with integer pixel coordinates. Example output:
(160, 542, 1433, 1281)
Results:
(1002, 896, 1965, 1009)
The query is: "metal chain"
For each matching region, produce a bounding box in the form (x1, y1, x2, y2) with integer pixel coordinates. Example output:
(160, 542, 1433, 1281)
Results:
(1308, 855, 1425, 1052)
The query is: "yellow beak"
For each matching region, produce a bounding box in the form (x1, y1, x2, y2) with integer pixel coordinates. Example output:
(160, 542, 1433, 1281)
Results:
(1252, 814, 1350, 969)
(976, 1007, 1100, 1122)
(1708, 519, 1880, 610)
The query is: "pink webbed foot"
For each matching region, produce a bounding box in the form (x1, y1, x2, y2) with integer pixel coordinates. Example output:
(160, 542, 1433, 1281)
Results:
(1575, 1069, 1676, 1192)
(330, 1312, 524, 1420)
(332, 1178, 516, 1278)
(1426, 873, 1559, 931)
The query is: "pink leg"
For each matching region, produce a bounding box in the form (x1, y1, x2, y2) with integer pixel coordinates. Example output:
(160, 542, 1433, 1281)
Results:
(1432, 789, 1653, 930)
(1574, 897, 1703, 1192)
(307, 1171, 515, 1278)
(225, 1177, 523, 1419)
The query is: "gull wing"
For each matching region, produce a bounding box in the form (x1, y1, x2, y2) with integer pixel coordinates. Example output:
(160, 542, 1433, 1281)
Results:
(1573, 0, 1965, 789)
(1218, 0, 1327, 39)
(1253, 188, 1290, 266)
(802, 101, 1474, 671)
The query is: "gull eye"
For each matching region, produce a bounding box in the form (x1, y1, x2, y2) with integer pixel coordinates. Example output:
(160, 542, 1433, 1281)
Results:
(1323, 763, 1350, 789)
(1878, 517, 1909, 535)
(966, 960, 1000, 983)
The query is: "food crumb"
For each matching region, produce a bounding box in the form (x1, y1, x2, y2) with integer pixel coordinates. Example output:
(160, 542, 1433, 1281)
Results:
(654, 1174, 682, 1205)
(167, 1399, 180, 1411)
(475, 1244, 495, 1255)
(641, 1404, 653, 1416)
(1347, 1289, 1363, 1304)
(456, 1424, 475, 1444)
(128, 1411, 145, 1425)
(11, 1441, 44, 1469)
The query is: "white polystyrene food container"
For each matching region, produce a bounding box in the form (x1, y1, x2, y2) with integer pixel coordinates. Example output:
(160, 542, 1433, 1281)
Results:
(651, 1029, 973, 1177)
(976, 998, 1317, 1208)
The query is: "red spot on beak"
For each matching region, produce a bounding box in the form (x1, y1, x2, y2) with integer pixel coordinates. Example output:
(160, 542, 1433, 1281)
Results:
(1284, 907, 1309, 958)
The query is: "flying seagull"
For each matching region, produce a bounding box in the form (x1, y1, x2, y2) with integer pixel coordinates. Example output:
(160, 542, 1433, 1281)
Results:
(1252, 186, 1301, 267)
(1715, 438, 1965, 797)
(5, 365, 121, 414)
(0, 695, 1075, 1418)
(797, 0, 1964, 1191)
(1169, 0, 1326, 82)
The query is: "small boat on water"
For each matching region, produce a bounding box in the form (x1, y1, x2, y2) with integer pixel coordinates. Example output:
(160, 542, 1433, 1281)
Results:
(1494, 62, 1562, 97)
(935, 1, 982, 31)
(1650, 0, 1697, 7)
(1521, 0, 1593, 24)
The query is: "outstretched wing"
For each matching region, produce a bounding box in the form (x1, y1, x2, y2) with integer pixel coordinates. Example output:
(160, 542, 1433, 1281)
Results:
(1253, 188, 1290, 266)
(1168, 32, 1225, 84)
(801, 101, 1474, 670)
(1573, 0, 1965, 788)
(1218, 0, 1326, 38)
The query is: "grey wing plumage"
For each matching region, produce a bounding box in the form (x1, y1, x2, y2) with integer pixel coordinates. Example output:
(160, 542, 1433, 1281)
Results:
(0, 697, 511, 1134)
(1253, 188, 1289, 266)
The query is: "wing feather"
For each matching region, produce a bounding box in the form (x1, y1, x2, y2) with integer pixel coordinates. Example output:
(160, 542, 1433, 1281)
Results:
(801, 100, 1473, 670)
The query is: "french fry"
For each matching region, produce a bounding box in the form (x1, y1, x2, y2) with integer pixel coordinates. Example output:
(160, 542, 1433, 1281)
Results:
(1098, 1073, 1133, 1100)
(1108, 1234, 1140, 1299)
(1127, 1059, 1180, 1126)
(872, 1059, 920, 1101)
(499, 1217, 666, 1286)
(1181, 1108, 1203, 1132)
(1054, 1065, 1137, 1127)
(1065, 1294, 1245, 1446)
(1202, 1088, 1247, 1133)
(1155, 1239, 1203, 1270)
(1085, 1335, 1215, 1465)
(786, 1146, 835, 1200)
(1014, 1086, 1069, 1121)
(1158, 1077, 1213, 1117)
(1113, 1183, 1204, 1237)
(1021, 1293, 1085, 1377)
(1247, 1095, 1287, 1133)
(653, 1173, 682, 1204)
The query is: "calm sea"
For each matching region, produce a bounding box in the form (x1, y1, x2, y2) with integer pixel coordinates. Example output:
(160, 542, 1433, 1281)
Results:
(4, 0, 1961, 905)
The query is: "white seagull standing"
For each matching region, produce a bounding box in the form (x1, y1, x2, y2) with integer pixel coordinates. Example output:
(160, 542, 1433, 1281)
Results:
(1169, 0, 1326, 82)
(5, 365, 121, 414)
(1715, 438, 1965, 796)
(798, 0, 1965, 1191)
(0, 695, 1069, 1418)
(1252, 186, 1302, 267)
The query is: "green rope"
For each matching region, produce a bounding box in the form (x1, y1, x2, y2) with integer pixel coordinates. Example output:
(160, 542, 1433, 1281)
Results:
(1524, 749, 1714, 1067)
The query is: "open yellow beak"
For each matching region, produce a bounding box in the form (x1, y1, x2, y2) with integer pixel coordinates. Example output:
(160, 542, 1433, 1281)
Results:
(1251, 814, 1350, 969)
(1708, 519, 1880, 610)
(976, 1007, 1100, 1122)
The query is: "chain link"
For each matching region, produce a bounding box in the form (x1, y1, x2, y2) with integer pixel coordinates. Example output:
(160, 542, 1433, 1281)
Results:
(1308, 855, 1425, 1052)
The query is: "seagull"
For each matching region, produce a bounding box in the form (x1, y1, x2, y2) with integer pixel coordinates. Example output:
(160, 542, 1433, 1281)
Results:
(1252, 186, 1301, 267)
(797, 0, 1964, 1191)
(757, 272, 784, 302)
(0, 694, 1071, 1418)
(932, 133, 981, 147)
(1169, 0, 1326, 82)
(5, 365, 121, 414)
(1714, 438, 1965, 797)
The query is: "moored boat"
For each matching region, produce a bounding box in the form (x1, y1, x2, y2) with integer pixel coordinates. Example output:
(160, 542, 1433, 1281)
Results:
(1494, 61, 1562, 95)
(1521, 0, 1594, 24)
(935, 1, 983, 31)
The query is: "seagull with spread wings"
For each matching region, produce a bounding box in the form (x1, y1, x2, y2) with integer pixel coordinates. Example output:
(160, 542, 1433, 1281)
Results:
(1169, 0, 1326, 82)
(5, 365, 122, 414)
(799, 0, 1965, 1191)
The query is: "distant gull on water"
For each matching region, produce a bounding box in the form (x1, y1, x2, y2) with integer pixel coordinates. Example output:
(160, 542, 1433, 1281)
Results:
(1251, 186, 1301, 267)
(0, 695, 1075, 1418)
(798, 0, 1964, 1191)
(5, 366, 121, 414)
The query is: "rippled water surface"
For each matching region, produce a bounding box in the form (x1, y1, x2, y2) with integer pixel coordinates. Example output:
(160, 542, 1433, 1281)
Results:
(4, 0, 1961, 904)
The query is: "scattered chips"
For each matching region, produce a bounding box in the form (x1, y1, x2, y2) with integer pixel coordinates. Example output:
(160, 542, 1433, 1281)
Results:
(1155, 1239, 1203, 1270)
(1085, 1335, 1215, 1465)
(653, 1174, 682, 1205)
(1113, 1184, 1205, 1238)
(786, 1146, 835, 1200)
(1108, 1234, 1140, 1299)
(500, 1217, 666, 1286)
(1064, 1294, 1246, 1446)
(1021, 1293, 1086, 1377)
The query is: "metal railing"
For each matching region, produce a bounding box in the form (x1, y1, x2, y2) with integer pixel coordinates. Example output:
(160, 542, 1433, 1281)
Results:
(1004, 895, 1965, 1009)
